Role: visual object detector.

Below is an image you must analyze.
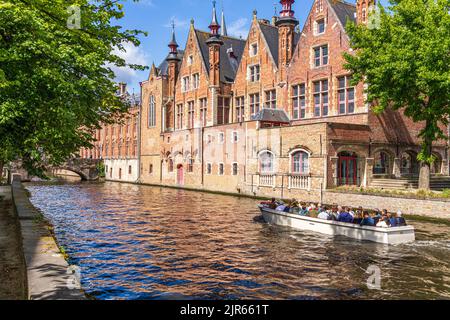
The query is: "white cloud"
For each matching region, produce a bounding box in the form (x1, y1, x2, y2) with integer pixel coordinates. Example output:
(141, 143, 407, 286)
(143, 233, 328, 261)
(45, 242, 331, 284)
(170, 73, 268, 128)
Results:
(109, 41, 150, 86)
(164, 16, 190, 30)
(227, 18, 249, 39)
(136, 0, 155, 6)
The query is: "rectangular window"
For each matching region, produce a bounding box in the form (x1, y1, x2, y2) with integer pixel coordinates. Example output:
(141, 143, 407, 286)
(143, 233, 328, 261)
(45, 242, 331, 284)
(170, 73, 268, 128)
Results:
(176, 104, 184, 129)
(188, 158, 194, 173)
(250, 43, 258, 57)
(316, 19, 325, 34)
(249, 65, 260, 82)
(192, 73, 200, 89)
(292, 84, 306, 119)
(182, 76, 190, 92)
(188, 101, 195, 129)
(264, 90, 277, 109)
(218, 132, 224, 144)
(206, 163, 212, 175)
(235, 96, 245, 122)
(250, 93, 260, 117)
(148, 96, 156, 127)
(200, 98, 207, 127)
(232, 163, 238, 176)
(128, 166, 132, 175)
(149, 164, 153, 174)
(218, 163, 224, 175)
(314, 45, 329, 67)
(217, 97, 230, 125)
(232, 131, 238, 143)
(338, 75, 355, 114)
(313, 80, 329, 117)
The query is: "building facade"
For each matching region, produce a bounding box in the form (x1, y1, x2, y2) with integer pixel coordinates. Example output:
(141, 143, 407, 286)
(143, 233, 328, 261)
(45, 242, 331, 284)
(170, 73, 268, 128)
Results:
(138, 0, 449, 199)
(80, 83, 141, 183)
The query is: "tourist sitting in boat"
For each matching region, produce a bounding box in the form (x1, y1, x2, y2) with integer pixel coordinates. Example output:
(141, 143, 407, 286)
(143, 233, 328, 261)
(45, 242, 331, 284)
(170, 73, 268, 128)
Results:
(396, 211, 407, 226)
(360, 211, 376, 226)
(373, 209, 382, 224)
(376, 215, 391, 228)
(338, 207, 354, 223)
(353, 211, 363, 225)
(307, 203, 317, 212)
(317, 207, 331, 220)
(298, 203, 309, 216)
(330, 207, 339, 221)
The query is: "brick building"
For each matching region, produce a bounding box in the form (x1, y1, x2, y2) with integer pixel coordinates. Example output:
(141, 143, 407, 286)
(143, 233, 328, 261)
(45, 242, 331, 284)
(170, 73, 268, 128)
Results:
(138, 0, 449, 198)
(80, 82, 140, 182)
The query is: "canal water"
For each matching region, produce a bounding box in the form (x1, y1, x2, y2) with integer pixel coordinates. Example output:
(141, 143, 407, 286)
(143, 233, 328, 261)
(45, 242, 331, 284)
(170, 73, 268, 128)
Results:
(26, 181, 450, 300)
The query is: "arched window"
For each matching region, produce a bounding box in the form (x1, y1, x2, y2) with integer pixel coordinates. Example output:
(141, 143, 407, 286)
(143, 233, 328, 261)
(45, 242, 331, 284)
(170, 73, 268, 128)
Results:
(291, 150, 309, 174)
(259, 151, 274, 173)
(373, 151, 389, 175)
(168, 159, 174, 172)
(148, 96, 156, 128)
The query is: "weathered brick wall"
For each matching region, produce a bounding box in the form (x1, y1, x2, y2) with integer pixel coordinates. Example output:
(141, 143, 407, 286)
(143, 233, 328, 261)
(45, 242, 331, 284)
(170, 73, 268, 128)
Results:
(232, 18, 280, 121)
(285, 0, 366, 120)
(323, 191, 450, 219)
(140, 68, 166, 185)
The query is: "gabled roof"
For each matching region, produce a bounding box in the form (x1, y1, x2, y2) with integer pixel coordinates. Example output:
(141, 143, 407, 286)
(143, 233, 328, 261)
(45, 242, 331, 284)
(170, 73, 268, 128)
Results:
(329, 0, 357, 28)
(195, 30, 246, 83)
(157, 50, 185, 76)
(258, 22, 300, 68)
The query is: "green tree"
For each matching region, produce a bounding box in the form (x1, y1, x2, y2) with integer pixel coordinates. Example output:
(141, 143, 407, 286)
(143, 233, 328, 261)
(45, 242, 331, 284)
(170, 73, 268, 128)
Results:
(0, 0, 147, 177)
(344, 0, 450, 189)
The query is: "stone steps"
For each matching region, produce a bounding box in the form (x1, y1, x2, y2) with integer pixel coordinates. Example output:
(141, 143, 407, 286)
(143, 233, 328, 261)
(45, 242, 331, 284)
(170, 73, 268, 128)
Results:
(370, 177, 450, 191)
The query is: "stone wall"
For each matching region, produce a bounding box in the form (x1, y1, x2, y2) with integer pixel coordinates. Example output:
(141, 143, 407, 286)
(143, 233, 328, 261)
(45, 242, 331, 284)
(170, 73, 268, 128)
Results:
(323, 191, 450, 219)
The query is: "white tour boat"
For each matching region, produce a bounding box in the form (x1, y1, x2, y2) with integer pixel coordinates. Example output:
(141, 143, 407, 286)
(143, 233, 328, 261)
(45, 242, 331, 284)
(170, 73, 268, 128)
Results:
(258, 205, 415, 245)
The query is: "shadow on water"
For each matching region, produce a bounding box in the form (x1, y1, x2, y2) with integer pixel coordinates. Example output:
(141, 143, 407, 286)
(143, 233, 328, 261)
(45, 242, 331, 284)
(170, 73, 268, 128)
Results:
(25, 181, 450, 300)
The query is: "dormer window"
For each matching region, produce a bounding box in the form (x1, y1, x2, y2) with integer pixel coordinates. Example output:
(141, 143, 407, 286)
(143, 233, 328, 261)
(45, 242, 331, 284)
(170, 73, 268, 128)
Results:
(250, 43, 258, 57)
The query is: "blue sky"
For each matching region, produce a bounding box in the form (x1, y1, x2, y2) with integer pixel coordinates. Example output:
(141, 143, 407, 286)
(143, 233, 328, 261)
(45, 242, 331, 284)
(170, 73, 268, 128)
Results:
(113, 0, 363, 93)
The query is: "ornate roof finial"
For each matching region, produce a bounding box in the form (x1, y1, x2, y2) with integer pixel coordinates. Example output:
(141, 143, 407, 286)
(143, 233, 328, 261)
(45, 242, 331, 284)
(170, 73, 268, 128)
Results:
(167, 20, 180, 61)
(209, 0, 221, 36)
(253, 9, 258, 20)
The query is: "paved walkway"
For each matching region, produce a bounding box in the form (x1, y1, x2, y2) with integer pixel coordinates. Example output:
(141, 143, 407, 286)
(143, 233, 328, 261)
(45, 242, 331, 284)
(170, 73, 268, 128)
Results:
(11, 180, 87, 300)
(0, 186, 27, 299)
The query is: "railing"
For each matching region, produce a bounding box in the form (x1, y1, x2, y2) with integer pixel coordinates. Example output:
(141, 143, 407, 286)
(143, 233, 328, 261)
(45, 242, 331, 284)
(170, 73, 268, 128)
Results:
(288, 174, 310, 190)
(258, 174, 275, 188)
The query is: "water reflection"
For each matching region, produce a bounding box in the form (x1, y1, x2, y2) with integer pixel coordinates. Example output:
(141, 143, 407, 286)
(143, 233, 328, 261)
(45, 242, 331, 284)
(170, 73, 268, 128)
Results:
(26, 181, 450, 300)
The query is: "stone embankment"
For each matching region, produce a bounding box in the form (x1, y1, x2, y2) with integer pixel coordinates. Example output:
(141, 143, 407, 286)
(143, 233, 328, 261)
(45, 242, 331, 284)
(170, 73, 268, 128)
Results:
(10, 175, 86, 300)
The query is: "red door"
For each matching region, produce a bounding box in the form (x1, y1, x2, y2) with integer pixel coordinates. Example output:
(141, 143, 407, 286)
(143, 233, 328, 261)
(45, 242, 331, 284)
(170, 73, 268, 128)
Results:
(177, 165, 184, 185)
(339, 154, 358, 186)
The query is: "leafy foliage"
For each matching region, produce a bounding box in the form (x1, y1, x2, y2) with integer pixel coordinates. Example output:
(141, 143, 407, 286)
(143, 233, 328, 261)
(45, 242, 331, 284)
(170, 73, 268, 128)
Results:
(0, 0, 147, 176)
(344, 0, 450, 187)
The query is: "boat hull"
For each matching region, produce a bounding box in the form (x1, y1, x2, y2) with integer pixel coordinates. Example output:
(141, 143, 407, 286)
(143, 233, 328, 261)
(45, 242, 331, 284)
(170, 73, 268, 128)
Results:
(259, 206, 415, 245)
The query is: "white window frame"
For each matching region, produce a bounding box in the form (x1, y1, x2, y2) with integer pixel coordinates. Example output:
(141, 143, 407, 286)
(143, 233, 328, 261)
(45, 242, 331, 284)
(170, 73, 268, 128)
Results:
(313, 44, 329, 68)
(248, 64, 261, 82)
(218, 132, 224, 144)
(182, 76, 190, 92)
(258, 150, 275, 174)
(232, 162, 239, 176)
(249, 43, 258, 57)
(218, 162, 225, 176)
(231, 131, 239, 143)
(314, 18, 326, 36)
(289, 149, 311, 174)
(192, 73, 200, 89)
